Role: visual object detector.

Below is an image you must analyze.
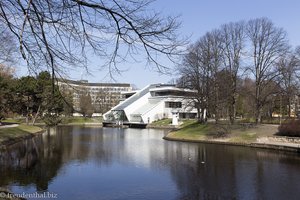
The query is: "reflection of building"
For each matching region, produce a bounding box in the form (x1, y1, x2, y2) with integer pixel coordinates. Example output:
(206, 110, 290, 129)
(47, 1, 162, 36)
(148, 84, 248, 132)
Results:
(58, 79, 132, 115)
(103, 84, 197, 125)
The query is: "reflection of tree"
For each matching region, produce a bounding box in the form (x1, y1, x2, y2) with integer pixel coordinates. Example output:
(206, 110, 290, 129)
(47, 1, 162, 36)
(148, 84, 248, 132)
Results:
(164, 144, 240, 199)
(163, 143, 300, 200)
(0, 129, 64, 191)
(0, 126, 115, 191)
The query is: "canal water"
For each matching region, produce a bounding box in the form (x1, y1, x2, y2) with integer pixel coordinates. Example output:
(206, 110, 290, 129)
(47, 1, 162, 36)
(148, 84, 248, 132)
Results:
(0, 126, 300, 200)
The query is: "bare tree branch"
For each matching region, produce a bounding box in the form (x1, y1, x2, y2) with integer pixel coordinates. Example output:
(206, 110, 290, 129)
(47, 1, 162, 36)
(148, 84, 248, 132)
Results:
(0, 0, 186, 82)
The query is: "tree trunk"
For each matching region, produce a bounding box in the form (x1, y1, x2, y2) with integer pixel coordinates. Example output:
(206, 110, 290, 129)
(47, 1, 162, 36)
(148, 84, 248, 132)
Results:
(32, 105, 41, 125)
(214, 80, 220, 124)
(26, 95, 30, 125)
(197, 107, 202, 123)
(255, 81, 261, 124)
(229, 96, 236, 124)
(288, 97, 291, 118)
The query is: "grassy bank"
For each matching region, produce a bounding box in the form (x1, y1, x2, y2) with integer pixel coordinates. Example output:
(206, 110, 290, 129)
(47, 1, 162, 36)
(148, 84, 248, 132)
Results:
(166, 120, 278, 144)
(0, 124, 43, 146)
(167, 120, 210, 140)
(2, 116, 103, 125)
(61, 117, 102, 124)
(151, 118, 172, 126)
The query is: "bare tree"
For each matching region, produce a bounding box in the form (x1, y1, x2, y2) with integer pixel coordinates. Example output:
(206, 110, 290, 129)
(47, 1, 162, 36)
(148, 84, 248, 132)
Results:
(220, 21, 245, 123)
(178, 44, 209, 123)
(237, 77, 256, 119)
(277, 48, 300, 117)
(246, 18, 288, 123)
(178, 31, 224, 123)
(0, 0, 185, 89)
(202, 30, 224, 123)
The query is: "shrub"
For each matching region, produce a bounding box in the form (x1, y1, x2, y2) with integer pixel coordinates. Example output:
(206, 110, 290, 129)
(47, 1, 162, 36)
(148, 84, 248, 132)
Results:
(42, 113, 62, 126)
(277, 120, 300, 137)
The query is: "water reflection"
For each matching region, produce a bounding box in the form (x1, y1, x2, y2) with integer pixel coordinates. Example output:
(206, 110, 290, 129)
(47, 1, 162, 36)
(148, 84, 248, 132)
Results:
(0, 126, 299, 200)
(166, 142, 300, 200)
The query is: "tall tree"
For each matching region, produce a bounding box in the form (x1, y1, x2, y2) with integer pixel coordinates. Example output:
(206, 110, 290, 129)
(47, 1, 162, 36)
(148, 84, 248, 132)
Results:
(178, 44, 209, 123)
(178, 31, 224, 123)
(36, 71, 65, 125)
(205, 30, 224, 123)
(246, 18, 288, 123)
(220, 21, 245, 123)
(15, 76, 37, 124)
(277, 48, 300, 117)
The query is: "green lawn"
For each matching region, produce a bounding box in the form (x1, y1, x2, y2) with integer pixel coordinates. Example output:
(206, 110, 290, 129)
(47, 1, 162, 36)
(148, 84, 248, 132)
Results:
(151, 118, 172, 126)
(166, 120, 277, 144)
(167, 120, 211, 140)
(62, 117, 102, 124)
(2, 118, 24, 123)
(2, 116, 103, 125)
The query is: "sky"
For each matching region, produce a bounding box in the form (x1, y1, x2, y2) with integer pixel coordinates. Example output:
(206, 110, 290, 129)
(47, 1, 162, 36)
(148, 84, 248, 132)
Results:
(16, 0, 300, 88)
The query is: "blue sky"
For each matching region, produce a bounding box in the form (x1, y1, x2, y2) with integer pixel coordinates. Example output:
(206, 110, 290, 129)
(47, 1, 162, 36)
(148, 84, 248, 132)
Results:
(16, 0, 300, 88)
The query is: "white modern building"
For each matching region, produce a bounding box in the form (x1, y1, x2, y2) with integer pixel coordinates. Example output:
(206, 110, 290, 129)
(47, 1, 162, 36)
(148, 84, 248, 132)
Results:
(103, 84, 197, 126)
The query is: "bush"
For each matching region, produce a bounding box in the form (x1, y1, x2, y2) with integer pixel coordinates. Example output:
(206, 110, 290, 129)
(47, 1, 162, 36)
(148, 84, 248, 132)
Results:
(42, 113, 62, 126)
(277, 120, 300, 137)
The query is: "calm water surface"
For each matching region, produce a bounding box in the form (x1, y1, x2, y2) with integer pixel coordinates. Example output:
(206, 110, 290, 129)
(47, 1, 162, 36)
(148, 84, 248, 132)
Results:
(0, 126, 300, 200)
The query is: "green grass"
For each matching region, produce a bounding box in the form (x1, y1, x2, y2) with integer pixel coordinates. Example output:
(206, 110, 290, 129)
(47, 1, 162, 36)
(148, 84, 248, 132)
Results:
(166, 120, 277, 144)
(239, 118, 256, 123)
(179, 119, 197, 127)
(167, 120, 211, 140)
(2, 116, 103, 125)
(151, 118, 172, 126)
(18, 124, 43, 133)
(0, 124, 43, 143)
(239, 117, 294, 125)
(61, 117, 102, 124)
(2, 118, 24, 123)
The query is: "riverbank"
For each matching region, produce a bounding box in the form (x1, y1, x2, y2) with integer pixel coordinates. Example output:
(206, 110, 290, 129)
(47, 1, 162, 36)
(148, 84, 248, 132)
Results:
(2, 117, 103, 127)
(164, 121, 300, 153)
(0, 123, 44, 148)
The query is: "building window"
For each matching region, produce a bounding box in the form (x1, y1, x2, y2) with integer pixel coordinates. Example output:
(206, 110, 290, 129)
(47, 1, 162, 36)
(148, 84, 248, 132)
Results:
(165, 101, 182, 108)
